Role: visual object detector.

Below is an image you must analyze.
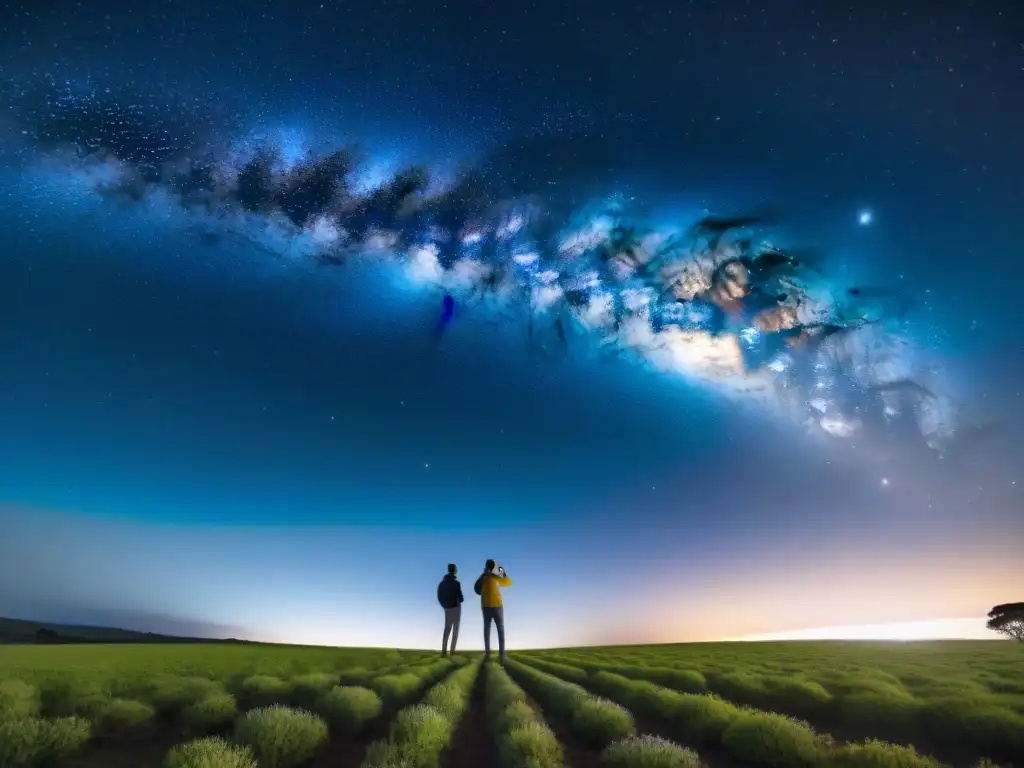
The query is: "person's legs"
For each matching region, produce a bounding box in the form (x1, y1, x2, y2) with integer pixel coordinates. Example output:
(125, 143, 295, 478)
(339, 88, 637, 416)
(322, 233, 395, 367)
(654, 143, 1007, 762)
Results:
(494, 606, 506, 660)
(482, 607, 494, 658)
(449, 606, 461, 654)
(442, 608, 456, 655)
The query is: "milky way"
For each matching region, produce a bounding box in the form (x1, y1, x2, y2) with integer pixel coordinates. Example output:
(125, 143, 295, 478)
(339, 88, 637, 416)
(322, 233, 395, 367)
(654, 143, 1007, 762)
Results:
(1, 77, 964, 453)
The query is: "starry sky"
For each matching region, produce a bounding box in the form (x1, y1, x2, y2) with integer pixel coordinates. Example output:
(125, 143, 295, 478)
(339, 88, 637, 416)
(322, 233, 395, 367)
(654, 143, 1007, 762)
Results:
(0, 0, 1021, 649)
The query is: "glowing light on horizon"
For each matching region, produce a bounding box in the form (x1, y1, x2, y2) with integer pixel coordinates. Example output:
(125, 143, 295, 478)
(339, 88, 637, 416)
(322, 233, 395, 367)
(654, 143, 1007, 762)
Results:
(735, 617, 994, 642)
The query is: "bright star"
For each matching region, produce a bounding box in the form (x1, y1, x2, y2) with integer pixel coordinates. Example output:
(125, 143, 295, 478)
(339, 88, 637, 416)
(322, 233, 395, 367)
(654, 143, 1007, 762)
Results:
(858, 210, 873, 226)
(881, 477, 890, 487)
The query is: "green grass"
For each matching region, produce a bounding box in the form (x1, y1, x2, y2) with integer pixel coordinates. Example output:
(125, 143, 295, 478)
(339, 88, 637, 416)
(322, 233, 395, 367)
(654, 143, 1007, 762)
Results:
(94, 697, 156, 734)
(0, 715, 91, 767)
(180, 692, 238, 735)
(316, 685, 383, 734)
(361, 661, 481, 768)
(164, 736, 258, 768)
(601, 734, 702, 768)
(233, 704, 328, 768)
(833, 739, 943, 768)
(721, 710, 828, 768)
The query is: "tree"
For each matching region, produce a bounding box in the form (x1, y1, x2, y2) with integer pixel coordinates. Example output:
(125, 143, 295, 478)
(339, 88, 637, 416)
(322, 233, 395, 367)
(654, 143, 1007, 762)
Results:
(986, 603, 1024, 641)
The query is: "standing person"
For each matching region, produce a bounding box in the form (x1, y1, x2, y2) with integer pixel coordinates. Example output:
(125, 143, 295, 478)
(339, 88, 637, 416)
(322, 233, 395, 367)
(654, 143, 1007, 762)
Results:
(473, 559, 512, 662)
(436, 563, 464, 656)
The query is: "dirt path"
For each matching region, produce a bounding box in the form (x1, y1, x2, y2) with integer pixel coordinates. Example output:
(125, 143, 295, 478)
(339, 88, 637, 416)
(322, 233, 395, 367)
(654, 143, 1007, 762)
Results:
(440, 664, 492, 768)
(308, 708, 394, 768)
(66, 730, 187, 768)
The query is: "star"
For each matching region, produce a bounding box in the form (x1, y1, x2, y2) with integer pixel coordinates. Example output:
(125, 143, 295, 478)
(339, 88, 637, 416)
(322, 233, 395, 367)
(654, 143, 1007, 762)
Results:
(858, 210, 873, 226)
(881, 477, 890, 487)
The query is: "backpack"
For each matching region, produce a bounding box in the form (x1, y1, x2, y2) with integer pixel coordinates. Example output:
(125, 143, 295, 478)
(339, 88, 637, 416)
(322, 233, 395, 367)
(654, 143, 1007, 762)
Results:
(473, 575, 483, 596)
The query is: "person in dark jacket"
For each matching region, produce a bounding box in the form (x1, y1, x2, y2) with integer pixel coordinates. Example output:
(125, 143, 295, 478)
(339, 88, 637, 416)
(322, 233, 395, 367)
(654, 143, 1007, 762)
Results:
(436, 563, 464, 656)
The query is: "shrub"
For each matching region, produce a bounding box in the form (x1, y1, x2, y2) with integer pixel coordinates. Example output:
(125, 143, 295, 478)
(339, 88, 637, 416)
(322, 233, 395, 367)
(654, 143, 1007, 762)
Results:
(423, 683, 467, 723)
(38, 676, 109, 718)
(524, 659, 589, 685)
(721, 711, 825, 768)
(238, 675, 293, 708)
(385, 704, 454, 765)
(150, 676, 223, 715)
(836, 692, 922, 742)
(498, 720, 563, 768)
(316, 686, 382, 735)
(640, 667, 708, 694)
(591, 672, 685, 722)
(494, 700, 536, 736)
(290, 672, 338, 707)
(601, 734, 701, 768)
(711, 671, 771, 704)
(361, 738, 416, 768)
(95, 698, 156, 734)
(764, 678, 833, 716)
(571, 697, 636, 748)
(834, 739, 942, 768)
(671, 693, 743, 744)
(919, 696, 1024, 760)
(0, 715, 91, 766)
(234, 705, 328, 768)
(373, 674, 425, 707)
(165, 736, 258, 768)
(505, 661, 588, 718)
(181, 692, 238, 735)
(0, 681, 39, 721)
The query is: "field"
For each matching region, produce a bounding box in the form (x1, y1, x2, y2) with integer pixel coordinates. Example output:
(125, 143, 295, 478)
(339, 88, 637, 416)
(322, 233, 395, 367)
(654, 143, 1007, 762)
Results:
(0, 641, 1021, 767)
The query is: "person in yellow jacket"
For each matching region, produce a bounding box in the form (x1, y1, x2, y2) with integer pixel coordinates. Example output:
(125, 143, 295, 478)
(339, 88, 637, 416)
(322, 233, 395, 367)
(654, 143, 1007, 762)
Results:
(473, 559, 512, 662)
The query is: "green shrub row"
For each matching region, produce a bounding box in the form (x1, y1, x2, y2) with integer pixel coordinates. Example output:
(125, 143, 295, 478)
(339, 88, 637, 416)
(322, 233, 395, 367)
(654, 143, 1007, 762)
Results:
(600, 734, 702, 768)
(369, 657, 461, 709)
(484, 661, 562, 768)
(0, 715, 91, 768)
(165, 704, 329, 768)
(360, 660, 481, 768)
(538, 653, 1024, 764)
(572, 668, 953, 768)
(504, 659, 635, 749)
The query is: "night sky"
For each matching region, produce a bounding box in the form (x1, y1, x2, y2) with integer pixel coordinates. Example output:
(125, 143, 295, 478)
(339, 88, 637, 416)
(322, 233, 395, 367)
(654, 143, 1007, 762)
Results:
(0, 0, 1021, 649)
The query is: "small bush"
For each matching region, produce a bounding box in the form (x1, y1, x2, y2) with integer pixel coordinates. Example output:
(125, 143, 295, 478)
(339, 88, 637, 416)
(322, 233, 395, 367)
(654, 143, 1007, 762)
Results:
(316, 686, 382, 735)
(765, 678, 833, 716)
(165, 736, 258, 768)
(181, 692, 238, 735)
(722, 711, 825, 768)
(642, 667, 708, 694)
(38, 676, 109, 718)
(373, 674, 425, 707)
(423, 683, 466, 722)
(498, 720, 563, 768)
(834, 739, 942, 768)
(601, 734, 701, 768)
(591, 672, 685, 721)
(919, 696, 1024, 760)
(671, 693, 743, 744)
(234, 705, 328, 768)
(494, 700, 535, 736)
(525, 659, 589, 685)
(571, 697, 636, 748)
(238, 675, 292, 708)
(290, 672, 338, 707)
(150, 676, 223, 715)
(837, 692, 922, 742)
(96, 698, 156, 734)
(361, 738, 415, 768)
(712, 671, 771, 704)
(0, 715, 91, 766)
(384, 704, 453, 767)
(0, 681, 39, 720)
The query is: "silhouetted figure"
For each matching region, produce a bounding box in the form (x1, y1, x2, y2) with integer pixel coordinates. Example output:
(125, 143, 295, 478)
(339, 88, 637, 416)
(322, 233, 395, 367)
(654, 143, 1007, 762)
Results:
(437, 563, 464, 656)
(473, 559, 512, 662)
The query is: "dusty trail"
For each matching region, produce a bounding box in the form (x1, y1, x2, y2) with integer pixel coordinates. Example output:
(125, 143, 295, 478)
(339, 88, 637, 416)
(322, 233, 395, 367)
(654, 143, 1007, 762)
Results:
(440, 663, 492, 768)
(308, 705, 394, 768)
